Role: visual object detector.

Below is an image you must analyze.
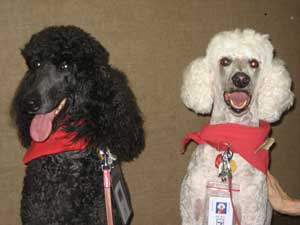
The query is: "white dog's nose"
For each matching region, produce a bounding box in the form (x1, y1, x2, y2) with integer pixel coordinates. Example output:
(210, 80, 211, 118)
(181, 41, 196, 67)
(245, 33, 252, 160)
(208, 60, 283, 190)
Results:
(232, 72, 250, 88)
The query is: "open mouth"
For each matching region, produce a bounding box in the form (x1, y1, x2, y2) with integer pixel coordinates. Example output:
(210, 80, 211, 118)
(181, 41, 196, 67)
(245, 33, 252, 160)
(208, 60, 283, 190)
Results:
(224, 91, 251, 113)
(30, 98, 66, 142)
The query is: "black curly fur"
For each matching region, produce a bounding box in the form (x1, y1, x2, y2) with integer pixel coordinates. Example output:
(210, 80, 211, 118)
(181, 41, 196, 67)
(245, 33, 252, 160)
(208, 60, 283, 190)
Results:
(11, 25, 145, 225)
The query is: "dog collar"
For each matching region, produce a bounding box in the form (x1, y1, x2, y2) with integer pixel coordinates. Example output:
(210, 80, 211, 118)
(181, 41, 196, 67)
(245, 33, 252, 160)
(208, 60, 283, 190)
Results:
(181, 120, 271, 174)
(23, 125, 87, 164)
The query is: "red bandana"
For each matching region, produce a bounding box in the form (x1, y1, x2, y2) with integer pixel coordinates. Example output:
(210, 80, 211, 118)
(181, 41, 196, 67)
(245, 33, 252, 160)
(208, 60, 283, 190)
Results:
(181, 121, 271, 174)
(23, 126, 88, 164)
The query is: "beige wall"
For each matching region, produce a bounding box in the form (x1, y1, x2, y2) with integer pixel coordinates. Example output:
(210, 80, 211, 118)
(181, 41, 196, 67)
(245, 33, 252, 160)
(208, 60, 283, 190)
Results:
(0, 0, 299, 224)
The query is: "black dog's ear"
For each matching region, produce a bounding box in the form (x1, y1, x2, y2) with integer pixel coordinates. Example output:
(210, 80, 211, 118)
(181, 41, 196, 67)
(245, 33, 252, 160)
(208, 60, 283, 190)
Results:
(105, 67, 145, 161)
(70, 66, 145, 161)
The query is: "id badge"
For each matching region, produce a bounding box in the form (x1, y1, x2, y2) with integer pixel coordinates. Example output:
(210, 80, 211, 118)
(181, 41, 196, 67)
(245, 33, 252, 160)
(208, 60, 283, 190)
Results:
(203, 181, 240, 225)
(111, 165, 133, 225)
(208, 197, 233, 225)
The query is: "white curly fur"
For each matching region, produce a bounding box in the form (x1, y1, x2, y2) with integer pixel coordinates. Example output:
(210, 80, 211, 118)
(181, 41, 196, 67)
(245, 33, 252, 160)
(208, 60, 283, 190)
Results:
(181, 57, 214, 114)
(257, 58, 294, 122)
(180, 29, 294, 225)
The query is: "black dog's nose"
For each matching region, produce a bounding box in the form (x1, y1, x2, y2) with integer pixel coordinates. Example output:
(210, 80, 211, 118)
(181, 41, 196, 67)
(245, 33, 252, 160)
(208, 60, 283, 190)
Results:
(23, 96, 41, 113)
(232, 72, 250, 88)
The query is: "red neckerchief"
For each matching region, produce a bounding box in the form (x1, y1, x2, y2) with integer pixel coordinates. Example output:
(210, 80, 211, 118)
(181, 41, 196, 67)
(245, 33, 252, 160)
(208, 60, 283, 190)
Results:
(181, 120, 271, 174)
(23, 125, 87, 164)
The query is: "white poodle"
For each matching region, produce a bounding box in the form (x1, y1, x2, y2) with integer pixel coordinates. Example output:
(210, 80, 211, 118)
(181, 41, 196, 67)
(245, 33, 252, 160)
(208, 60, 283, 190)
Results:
(180, 29, 294, 225)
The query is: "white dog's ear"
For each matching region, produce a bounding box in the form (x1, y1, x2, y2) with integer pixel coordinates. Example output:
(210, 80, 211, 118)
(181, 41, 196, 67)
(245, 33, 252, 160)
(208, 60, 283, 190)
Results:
(258, 58, 294, 123)
(181, 57, 214, 114)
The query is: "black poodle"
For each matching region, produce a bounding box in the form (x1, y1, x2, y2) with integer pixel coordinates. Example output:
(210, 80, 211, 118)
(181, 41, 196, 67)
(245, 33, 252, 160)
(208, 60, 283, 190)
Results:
(11, 25, 145, 225)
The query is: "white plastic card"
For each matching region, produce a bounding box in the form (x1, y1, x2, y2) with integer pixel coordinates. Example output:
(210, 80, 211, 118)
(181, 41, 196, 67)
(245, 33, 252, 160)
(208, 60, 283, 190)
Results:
(208, 197, 233, 225)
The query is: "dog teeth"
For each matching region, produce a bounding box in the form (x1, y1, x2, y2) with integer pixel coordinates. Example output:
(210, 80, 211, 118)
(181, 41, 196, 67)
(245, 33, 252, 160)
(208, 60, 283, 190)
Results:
(55, 98, 66, 115)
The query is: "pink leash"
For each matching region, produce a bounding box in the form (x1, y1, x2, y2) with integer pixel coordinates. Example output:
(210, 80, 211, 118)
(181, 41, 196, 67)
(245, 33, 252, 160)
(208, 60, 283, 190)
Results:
(228, 175, 241, 225)
(103, 168, 114, 225)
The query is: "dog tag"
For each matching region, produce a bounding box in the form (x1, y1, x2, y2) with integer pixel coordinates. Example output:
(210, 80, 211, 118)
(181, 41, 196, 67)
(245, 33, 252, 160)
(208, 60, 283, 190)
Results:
(215, 154, 223, 168)
(230, 160, 237, 173)
(218, 149, 233, 182)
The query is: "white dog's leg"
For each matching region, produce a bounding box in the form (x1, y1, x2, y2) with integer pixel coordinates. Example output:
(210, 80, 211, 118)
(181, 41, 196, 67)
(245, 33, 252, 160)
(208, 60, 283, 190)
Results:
(181, 176, 203, 225)
(180, 175, 208, 225)
(180, 145, 218, 225)
(238, 169, 270, 225)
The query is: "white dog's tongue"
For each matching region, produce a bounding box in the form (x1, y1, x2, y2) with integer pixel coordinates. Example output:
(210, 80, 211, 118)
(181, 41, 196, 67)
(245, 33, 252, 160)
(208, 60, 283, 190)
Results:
(30, 110, 56, 142)
(225, 91, 250, 109)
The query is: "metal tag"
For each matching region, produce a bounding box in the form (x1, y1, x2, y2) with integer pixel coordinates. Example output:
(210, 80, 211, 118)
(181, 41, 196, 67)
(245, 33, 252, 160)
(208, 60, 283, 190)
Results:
(218, 148, 233, 182)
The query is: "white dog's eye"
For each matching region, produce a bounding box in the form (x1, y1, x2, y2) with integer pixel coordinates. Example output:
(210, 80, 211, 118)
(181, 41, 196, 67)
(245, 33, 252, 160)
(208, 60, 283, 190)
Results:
(249, 59, 259, 68)
(220, 57, 232, 67)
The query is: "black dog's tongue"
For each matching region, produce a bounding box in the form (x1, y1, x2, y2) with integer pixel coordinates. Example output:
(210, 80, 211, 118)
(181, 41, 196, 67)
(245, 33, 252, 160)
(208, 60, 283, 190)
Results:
(30, 110, 56, 142)
(29, 98, 66, 142)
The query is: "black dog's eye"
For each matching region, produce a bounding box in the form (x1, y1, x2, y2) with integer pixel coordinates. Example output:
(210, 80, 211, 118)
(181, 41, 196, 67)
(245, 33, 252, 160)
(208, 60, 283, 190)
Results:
(249, 59, 259, 68)
(220, 57, 232, 67)
(31, 60, 42, 69)
(58, 61, 70, 72)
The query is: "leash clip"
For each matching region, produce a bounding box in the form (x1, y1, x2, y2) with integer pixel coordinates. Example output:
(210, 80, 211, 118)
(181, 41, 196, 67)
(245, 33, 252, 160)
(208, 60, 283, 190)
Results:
(98, 148, 117, 171)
